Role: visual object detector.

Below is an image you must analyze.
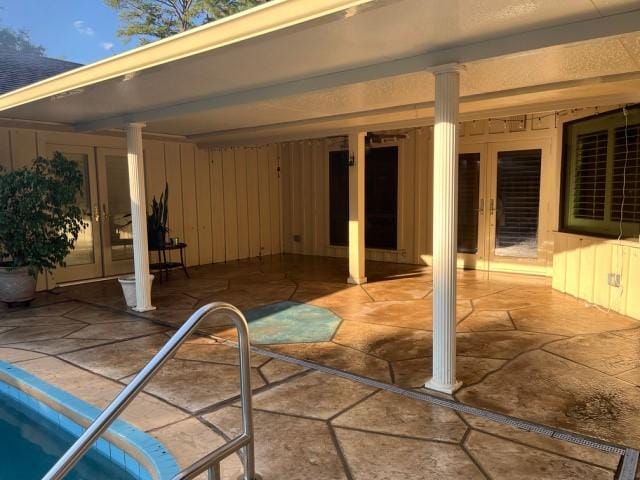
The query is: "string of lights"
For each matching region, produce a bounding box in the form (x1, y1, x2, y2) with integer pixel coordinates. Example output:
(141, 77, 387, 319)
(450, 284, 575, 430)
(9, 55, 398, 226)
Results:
(485, 103, 639, 130)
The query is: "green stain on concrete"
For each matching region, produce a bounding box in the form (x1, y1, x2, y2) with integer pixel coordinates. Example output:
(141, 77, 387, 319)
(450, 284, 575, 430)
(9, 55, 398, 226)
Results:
(244, 301, 341, 345)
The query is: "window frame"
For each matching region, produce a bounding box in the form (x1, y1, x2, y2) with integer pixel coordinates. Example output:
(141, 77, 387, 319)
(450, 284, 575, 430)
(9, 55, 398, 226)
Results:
(561, 106, 640, 239)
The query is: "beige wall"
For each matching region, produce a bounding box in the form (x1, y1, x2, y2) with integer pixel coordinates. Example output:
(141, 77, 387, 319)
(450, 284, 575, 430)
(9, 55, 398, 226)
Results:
(0, 128, 281, 290)
(553, 232, 640, 320)
(278, 113, 559, 272)
(1, 106, 638, 322)
(279, 134, 432, 264)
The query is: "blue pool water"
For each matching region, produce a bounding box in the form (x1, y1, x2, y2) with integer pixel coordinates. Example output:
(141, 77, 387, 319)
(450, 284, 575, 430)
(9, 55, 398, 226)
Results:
(0, 391, 135, 480)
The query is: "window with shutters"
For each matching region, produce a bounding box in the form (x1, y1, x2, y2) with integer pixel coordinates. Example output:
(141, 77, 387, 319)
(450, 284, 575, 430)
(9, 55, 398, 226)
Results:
(562, 106, 640, 239)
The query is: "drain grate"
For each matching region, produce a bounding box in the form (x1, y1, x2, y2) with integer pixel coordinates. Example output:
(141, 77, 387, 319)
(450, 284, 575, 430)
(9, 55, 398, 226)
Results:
(225, 339, 633, 459)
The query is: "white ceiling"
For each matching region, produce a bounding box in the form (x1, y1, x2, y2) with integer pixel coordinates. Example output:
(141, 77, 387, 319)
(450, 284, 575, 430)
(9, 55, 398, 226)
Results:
(1, 0, 640, 144)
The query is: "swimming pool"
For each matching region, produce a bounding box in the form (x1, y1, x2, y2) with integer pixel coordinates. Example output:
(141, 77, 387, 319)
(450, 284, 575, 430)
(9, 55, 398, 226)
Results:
(0, 361, 180, 480)
(0, 389, 134, 479)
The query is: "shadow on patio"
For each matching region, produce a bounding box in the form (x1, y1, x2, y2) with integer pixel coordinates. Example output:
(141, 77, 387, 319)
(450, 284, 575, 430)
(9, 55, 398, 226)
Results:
(53, 254, 640, 453)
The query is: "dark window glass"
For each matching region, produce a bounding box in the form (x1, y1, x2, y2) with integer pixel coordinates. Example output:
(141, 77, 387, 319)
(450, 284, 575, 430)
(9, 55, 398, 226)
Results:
(328, 146, 399, 250)
(329, 150, 349, 246)
(365, 147, 398, 250)
(457, 153, 480, 254)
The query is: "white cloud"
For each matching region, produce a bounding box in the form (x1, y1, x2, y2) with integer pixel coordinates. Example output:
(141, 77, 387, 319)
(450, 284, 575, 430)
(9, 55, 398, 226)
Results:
(100, 42, 114, 51)
(73, 20, 95, 36)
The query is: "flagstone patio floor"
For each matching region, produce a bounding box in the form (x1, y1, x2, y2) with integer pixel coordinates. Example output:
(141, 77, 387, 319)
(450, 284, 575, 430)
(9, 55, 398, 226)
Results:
(1, 254, 639, 479)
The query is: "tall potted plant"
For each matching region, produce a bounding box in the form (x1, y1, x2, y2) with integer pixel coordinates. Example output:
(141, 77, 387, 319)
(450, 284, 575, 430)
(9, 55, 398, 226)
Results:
(0, 153, 85, 305)
(147, 182, 169, 248)
(118, 184, 168, 308)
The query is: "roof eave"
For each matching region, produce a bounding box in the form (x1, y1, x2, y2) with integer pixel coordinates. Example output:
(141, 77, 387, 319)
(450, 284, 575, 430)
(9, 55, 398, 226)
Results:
(0, 0, 376, 112)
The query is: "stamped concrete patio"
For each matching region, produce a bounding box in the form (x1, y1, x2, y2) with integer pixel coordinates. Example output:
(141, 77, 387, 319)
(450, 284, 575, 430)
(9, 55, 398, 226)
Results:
(0, 254, 638, 478)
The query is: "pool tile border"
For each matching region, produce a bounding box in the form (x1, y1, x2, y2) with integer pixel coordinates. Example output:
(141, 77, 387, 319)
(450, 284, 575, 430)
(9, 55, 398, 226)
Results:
(0, 361, 179, 480)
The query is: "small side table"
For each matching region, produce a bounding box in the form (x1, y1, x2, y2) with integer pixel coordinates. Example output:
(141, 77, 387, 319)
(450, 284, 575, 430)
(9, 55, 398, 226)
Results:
(149, 242, 189, 282)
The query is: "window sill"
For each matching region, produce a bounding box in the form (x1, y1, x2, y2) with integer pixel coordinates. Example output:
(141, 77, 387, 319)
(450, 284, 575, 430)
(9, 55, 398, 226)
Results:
(554, 231, 640, 248)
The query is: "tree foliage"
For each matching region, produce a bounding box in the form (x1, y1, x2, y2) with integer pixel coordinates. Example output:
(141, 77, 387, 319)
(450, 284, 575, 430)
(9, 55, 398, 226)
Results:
(105, 0, 269, 44)
(0, 153, 86, 277)
(0, 24, 44, 55)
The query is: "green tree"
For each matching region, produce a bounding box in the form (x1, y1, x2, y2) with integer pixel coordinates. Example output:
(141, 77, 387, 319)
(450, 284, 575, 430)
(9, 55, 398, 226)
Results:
(0, 25, 44, 55)
(105, 0, 268, 44)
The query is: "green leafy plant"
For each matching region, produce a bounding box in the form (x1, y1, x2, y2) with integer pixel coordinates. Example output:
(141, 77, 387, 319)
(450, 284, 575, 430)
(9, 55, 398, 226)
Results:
(0, 153, 86, 277)
(147, 182, 169, 247)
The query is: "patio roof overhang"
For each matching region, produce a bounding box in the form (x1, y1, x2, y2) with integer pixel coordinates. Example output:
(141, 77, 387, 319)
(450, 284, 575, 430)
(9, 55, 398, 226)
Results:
(0, 0, 639, 146)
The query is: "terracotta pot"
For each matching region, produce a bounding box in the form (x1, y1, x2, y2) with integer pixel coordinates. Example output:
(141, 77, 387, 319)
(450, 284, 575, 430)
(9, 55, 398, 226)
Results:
(0, 266, 37, 305)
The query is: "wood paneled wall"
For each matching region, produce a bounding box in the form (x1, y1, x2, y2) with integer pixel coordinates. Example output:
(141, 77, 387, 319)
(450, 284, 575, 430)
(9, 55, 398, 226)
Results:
(141, 142, 282, 266)
(553, 232, 640, 320)
(279, 132, 433, 265)
(0, 128, 281, 290)
(1, 105, 637, 323)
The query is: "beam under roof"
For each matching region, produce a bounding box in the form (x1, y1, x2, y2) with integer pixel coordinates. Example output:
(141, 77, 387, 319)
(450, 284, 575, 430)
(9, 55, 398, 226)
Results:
(73, 8, 640, 133)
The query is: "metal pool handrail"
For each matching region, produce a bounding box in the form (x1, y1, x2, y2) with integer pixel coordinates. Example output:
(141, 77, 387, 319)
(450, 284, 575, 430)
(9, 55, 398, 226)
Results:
(43, 302, 259, 480)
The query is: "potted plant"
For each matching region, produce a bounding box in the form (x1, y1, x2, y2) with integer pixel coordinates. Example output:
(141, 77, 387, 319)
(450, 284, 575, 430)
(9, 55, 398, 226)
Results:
(147, 182, 169, 248)
(117, 184, 167, 308)
(0, 153, 85, 306)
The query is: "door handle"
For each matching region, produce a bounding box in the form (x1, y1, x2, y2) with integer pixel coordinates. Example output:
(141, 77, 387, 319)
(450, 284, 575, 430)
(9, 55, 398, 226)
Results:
(92, 204, 101, 222)
(102, 204, 110, 221)
(490, 199, 496, 215)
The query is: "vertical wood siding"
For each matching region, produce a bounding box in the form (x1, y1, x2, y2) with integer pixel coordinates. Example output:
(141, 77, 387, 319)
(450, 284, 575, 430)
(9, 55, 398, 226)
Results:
(2, 107, 637, 322)
(279, 132, 434, 264)
(553, 232, 640, 320)
(0, 128, 282, 291)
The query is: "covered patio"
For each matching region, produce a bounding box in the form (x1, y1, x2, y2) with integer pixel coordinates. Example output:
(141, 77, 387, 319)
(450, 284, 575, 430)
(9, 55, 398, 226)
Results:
(1, 0, 640, 477)
(53, 254, 640, 453)
(2, 0, 639, 396)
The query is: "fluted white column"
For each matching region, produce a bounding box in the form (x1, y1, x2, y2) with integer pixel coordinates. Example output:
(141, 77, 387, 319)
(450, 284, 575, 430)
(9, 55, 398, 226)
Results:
(126, 123, 155, 312)
(425, 65, 461, 394)
(347, 131, 367, 285)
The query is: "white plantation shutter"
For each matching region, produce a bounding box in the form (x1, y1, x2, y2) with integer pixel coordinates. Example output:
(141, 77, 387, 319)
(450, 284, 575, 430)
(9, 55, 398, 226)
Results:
(573, 131, 608, 220)
(563, 107, 640, 239)
(611, 123, 640, 223)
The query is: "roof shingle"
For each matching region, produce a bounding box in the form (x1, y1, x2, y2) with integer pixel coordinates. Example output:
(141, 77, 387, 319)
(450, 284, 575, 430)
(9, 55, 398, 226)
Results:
(0, 53, 82, 95)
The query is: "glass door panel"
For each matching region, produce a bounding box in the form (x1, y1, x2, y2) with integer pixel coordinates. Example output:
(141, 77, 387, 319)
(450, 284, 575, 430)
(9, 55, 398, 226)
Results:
(457, 144, 488, 269)
(494, 149, 541, 258)
(46, 145, 103, 283)
(97, 149, 135, 276)
(487, 140, 549, 274)
(458, 153, 481, 254)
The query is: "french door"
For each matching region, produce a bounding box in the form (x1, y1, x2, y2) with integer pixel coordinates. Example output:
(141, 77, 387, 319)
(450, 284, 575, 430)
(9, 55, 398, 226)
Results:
(96, 148, 135, 276)
(46, 146, 135, 283)
(47, 145, 103, 283)
(457, 139, 549, 274)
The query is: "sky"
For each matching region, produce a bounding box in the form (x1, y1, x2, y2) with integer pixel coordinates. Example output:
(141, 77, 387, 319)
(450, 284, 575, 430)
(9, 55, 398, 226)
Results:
(0, 0, 130, 64)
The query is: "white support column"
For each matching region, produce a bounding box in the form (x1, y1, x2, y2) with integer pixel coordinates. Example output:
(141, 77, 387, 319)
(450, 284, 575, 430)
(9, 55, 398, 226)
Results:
(347, 131, 367, 285)
(425, 65, 461, 394)
(126, 123, 155, 312)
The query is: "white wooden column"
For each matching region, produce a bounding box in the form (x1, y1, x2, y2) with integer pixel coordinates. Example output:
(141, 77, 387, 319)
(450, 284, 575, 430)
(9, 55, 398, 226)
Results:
(347, 131, 367, 285)
(126, 123, 155, 312)
(425, 65, 461, 394)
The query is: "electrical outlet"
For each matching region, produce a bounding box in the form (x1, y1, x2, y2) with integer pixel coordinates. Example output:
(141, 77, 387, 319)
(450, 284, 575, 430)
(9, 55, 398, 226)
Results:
(607, 273, 621, 288)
